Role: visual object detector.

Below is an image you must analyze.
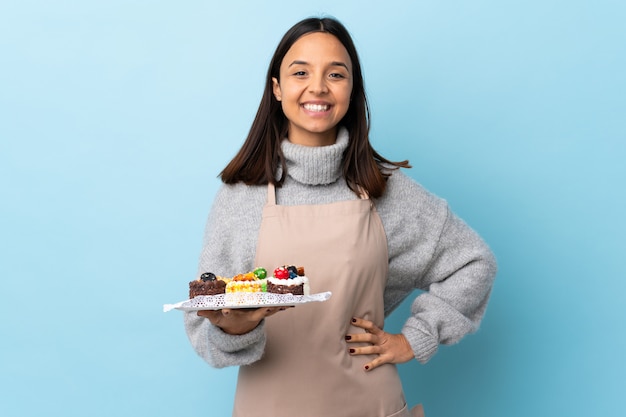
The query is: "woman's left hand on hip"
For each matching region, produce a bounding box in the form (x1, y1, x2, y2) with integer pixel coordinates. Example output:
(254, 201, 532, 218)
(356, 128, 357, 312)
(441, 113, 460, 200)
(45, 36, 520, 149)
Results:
(346, 317, 415, 372)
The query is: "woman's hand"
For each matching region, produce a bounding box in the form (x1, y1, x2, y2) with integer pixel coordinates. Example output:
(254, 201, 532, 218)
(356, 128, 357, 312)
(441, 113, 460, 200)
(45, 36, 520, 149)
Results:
(197, 307, 290, 335)
(346, 317, 415, 372)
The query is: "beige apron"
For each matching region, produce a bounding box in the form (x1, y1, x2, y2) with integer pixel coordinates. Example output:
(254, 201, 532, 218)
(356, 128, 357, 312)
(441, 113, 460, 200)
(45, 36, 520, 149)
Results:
(233, 183, 412, 417)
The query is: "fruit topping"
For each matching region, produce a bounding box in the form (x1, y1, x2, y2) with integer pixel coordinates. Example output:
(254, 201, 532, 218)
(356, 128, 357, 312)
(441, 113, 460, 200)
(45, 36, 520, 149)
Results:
(233, 273, 256, 281)
(273, 266, 290, 280)
(287, 265, 298, 278)
(253, 267, 267, 279)
(200, 272, 216, 282)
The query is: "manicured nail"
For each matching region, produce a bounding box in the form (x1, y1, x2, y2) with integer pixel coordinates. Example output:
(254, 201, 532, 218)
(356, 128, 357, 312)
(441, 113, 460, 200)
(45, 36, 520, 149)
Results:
(345, 335, 351, 341)
(351, 318, 357, 323)
(364, 365, 370, 370)
(349, 349, 355, 354)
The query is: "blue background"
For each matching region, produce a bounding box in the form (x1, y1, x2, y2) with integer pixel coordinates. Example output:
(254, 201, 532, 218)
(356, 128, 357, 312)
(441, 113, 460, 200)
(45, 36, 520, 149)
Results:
(1, 1, 624, 416)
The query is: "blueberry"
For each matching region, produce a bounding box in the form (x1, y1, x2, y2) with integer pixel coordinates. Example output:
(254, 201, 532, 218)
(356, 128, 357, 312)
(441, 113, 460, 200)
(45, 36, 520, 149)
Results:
(201, 272, 216, 282)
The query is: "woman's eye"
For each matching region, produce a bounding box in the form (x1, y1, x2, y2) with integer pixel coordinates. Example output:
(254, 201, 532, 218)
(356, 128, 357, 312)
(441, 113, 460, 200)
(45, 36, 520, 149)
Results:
(329, 73, 345, 79)
(293, 71, 306, 76)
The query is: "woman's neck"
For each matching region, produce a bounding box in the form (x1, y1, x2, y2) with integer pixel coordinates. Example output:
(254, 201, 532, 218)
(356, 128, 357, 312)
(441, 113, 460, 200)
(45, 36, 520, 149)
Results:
(280, 127, 349, 185)
(286, 126, 338, 146)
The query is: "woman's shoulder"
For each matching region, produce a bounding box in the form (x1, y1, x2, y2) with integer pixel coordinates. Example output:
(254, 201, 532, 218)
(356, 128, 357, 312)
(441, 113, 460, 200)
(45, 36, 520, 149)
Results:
(379, 169, 448, 214)
(211, 182, 267, 212)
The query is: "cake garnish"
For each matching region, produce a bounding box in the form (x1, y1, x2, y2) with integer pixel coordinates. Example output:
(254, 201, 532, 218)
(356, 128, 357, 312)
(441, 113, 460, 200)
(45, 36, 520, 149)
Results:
(273, 266, 290, 279)
(253, 267, 267, 279)
(200, 272, 217, 282)
(287, 265, 298, 279)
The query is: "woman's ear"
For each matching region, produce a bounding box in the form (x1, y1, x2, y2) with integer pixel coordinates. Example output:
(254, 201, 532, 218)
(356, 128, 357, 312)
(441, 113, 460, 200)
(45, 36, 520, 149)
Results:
(272, 77, 281, 101)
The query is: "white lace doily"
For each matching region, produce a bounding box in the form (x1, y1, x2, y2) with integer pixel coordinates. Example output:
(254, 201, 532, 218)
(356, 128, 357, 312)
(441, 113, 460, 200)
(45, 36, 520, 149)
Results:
(163, 291, 332, 312)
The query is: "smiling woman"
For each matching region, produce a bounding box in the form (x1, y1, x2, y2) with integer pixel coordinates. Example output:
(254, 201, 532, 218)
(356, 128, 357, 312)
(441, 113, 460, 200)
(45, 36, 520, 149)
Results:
(219, 17, 411, 199)
(272, 32, 353, 146)
(183, 16, 496, 417)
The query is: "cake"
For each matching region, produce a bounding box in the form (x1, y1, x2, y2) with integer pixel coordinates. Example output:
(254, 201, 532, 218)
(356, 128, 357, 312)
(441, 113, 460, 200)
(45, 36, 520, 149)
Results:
(266, 265, 310, 295)
(189, 272, 227, 298)
(226, 271, 267, 293)
(188, 266, 309, 299)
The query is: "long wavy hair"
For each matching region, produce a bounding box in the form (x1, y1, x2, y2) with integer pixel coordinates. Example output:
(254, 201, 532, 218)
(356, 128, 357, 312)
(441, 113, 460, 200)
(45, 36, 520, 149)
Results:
(220, 17, 410, 198)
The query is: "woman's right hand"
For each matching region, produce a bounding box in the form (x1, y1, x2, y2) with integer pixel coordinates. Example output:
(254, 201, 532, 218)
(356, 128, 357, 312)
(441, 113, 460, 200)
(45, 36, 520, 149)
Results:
(197, 307, 289, 335)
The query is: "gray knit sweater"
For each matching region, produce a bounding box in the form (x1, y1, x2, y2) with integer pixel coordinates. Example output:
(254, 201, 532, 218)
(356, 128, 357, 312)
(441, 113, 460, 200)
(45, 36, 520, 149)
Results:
(184, 128, 497, 366)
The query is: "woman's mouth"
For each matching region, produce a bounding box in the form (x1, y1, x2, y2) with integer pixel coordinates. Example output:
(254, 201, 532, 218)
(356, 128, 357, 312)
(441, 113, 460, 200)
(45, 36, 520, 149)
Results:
(302, 103, 331, 112)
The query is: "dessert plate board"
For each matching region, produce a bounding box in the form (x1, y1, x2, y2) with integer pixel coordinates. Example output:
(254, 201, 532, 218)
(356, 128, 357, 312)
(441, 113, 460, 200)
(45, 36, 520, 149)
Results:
(163, 291, 332, 312)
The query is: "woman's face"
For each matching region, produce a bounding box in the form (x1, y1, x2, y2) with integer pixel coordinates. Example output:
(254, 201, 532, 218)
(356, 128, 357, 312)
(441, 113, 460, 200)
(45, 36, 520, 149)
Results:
(272, 32, 353, 146)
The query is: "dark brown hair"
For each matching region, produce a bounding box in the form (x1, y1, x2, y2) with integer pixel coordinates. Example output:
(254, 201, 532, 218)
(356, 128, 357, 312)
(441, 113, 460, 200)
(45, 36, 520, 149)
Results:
(220, 17, 410, 198)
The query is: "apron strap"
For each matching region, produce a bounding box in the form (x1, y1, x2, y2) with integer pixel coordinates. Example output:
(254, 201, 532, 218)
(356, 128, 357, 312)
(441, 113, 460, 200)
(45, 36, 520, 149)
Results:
(356, 185, 369, 200)
(267, 182, 276, 205)
(356, 185, 374, 209)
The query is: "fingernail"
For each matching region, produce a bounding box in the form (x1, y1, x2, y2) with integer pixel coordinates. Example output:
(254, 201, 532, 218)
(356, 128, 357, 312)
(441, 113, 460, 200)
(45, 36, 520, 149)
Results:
(351, 318, 357, 323)
(364, 365, 370, 370)
(349, 349, 355, 354)
(345, 335, 351, 341)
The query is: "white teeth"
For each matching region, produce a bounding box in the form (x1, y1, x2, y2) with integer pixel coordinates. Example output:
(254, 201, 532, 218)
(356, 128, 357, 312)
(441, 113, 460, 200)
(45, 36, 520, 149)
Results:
(303, 103, 329, 112)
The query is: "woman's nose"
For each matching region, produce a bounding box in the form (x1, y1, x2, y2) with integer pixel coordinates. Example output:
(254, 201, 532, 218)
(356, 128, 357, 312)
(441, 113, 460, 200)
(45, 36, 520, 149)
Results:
(309, 74, 329, 94)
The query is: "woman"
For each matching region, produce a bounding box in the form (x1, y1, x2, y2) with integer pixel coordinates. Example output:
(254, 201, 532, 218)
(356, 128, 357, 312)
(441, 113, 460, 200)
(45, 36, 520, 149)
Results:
(185, 16, 497, 417)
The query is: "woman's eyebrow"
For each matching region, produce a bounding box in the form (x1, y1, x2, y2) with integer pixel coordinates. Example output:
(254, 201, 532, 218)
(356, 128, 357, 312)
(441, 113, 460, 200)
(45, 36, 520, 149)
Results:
(288, 60, 309, 67)
(330, 61, 350, 70)
(288, 60, 350, 70)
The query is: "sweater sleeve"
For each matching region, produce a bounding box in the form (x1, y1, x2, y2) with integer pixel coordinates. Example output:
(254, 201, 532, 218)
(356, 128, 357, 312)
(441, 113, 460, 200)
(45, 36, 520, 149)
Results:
(379, 172, 497, 364)
(184, 312, 266, 368)
(401, 206, 497, 363)
(183, 183, 268, 368)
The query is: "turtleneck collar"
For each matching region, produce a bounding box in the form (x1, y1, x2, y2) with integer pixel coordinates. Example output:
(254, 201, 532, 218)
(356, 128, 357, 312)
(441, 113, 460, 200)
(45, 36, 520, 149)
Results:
(280, 127, 349, 186)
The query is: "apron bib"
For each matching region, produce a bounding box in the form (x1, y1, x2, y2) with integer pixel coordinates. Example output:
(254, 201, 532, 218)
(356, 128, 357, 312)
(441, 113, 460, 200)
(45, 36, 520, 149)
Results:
(233, 184, 409, 417)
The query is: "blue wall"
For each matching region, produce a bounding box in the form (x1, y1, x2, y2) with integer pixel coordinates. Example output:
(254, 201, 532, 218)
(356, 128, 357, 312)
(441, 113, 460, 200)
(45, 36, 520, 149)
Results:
(1, 1, 624, 416)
